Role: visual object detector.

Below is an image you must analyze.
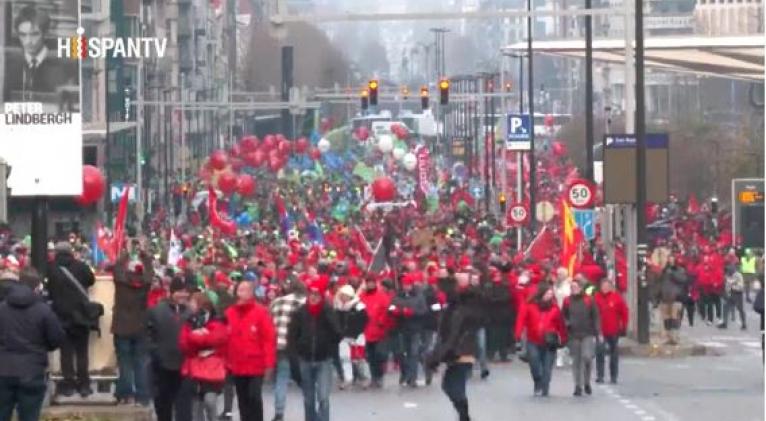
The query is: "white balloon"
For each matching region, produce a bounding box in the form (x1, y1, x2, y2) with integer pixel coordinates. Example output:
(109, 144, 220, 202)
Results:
(377, 134, 394, 154)
(403, 153, 418, 171)
(392, 147, 406, 161)
(317, 138, 331, 153)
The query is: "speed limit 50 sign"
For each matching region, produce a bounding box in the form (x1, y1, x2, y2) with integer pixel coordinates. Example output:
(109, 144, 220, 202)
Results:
(507, 203, 529, 226)
(567, 179, 595, 209)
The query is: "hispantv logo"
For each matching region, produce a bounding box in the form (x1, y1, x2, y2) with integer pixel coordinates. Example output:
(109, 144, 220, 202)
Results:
(58, 27, 167, 59)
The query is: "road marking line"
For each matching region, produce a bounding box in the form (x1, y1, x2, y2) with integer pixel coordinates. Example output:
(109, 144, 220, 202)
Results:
(625, 404, 639, 410)
(742, 341, 760, 348)
(620, 399, 632, 404)
(403, 402, 417, 409)
(634, 409, 647, 416)
(641, 416, 656, 421)
(698, 341, 727, 348)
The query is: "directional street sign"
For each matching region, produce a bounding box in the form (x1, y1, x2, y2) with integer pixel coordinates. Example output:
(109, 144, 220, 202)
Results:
(567, 178, 595, 209)
(573, 209, 596, 241)
(507, 202, 529, 226)
(506, 114, 531, 150)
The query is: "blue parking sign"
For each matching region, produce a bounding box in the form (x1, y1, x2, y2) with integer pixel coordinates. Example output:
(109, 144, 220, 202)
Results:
(573, 209, 596, 241)
(506, 114, 531, 150)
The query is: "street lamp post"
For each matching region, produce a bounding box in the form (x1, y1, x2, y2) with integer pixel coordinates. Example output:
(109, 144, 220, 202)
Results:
(527, 0, 537, 233)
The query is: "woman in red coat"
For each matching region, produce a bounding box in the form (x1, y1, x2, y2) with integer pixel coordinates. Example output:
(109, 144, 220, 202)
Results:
(179, 292, 228, 421)
(515, 283, 567, 397)
(225, 281, 276, 421)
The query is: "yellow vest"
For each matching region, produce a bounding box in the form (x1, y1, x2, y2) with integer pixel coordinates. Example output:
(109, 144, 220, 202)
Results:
(741, 256, 757, 274)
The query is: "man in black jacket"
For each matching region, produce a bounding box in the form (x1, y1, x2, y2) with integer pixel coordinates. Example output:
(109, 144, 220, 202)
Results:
(389, 276, 428, 387)
(427, 276, 483, 421)
(147, 277, 191, 421)
(0, 268, 65, 421)
(562, 278, 600, 396)
(288, 278, 342, 421)
(46, 241, 96, 397)
(484, 271, 513, 362)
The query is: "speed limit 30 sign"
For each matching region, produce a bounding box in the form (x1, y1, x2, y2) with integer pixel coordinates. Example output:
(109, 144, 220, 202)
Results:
(567, 179, 595, 209)
(507, 202, 529, 226)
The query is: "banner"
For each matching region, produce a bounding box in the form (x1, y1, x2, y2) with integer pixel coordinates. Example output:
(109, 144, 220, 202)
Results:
(0, 0, 82, 196)
(416, 145, 430, 194)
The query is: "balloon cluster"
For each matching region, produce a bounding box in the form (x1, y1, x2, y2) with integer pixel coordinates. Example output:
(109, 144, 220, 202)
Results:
(201, 133, 326, 197)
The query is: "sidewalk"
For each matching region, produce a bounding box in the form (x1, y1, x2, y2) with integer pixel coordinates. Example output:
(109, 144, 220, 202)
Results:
(40, 405, 152, 421)
(619, 304, 761, 358)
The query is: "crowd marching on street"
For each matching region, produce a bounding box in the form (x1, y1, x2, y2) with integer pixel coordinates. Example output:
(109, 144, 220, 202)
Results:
(0, 131, 763, 421)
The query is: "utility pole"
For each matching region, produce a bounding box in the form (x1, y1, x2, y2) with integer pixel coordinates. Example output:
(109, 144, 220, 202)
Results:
(135, 2, 145, 230)
(180, 72, 186, 216)
(585, 0, 594, 182)
(635, 0, 649, 345)
(527, 0, 536, 233)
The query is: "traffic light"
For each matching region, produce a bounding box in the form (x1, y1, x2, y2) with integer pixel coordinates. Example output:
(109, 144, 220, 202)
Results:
(499, 192, 507, 213)
(368, 80, 379, 106)
(504, 81, 512, 92)
(401, 86, 410, 100)
(360, 89, 369, 110)
(420, 86, 429, 110)
(439, 78, 449, 105)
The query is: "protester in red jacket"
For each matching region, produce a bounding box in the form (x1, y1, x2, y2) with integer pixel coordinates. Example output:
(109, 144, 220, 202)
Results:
(225, 281, 276, 421)
(515, 283, 567, 396)
(179, 292, 228, 421)
(358, 275, 393, 388)
(696, 258, 723, 325)
(593, 279, 628, 384)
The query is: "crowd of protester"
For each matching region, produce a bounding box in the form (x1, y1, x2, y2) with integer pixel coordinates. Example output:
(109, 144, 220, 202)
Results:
(0, 132, 763, 421)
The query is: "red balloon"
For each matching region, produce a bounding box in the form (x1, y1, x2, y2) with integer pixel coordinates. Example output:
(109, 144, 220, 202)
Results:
(263, 135, 277, 150)
(253, 149, 266, 167)
(278, 140, 291, 156)
(295, 137, 310, 154)
(268, 148, 281, 161)
(230, 157, 244, 172)
(237, 174, 256, 197)
(78, 165, 106, 205)
(551, 141, 567, 158)
(544, 114, 555, 128)
(394, 125, 409, 140)
(228, 144, 241, 158)
(355, 127, 370, 141)
(276, 134, 287, 143)
(242, 151, 259, 167)
(309, 147, 322, 161)
(209, 150, 228, 170)
(269, 156, 284, 172)
(239, 135, 259, 152)
(371, 177, 397, 202)
(217, 171, 238, 195)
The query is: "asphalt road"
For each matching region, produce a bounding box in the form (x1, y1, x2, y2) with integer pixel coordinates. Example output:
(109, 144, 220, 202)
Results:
(245, 310, 764, 421)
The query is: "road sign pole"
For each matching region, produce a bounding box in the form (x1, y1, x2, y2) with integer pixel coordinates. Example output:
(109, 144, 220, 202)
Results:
(516, 151, 523, 251)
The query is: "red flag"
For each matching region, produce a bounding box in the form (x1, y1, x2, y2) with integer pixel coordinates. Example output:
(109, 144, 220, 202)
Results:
(561, 199, 584, 276)
(112, 187, 130, 258)
(96, 222, 116, 262)
(525, 225, 556, 261)
(687, 193, 700, 215)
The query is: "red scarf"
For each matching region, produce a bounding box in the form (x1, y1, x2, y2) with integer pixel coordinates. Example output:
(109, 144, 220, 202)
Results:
(307, 300, 323, 317)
